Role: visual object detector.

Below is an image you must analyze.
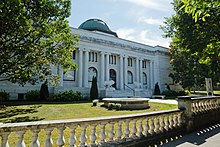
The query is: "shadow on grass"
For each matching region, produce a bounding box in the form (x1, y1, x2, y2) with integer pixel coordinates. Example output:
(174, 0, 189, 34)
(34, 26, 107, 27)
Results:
(0, 105, 44, 123)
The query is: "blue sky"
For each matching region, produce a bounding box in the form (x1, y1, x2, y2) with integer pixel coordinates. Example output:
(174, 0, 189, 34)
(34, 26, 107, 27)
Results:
(68, 0, 174, 48)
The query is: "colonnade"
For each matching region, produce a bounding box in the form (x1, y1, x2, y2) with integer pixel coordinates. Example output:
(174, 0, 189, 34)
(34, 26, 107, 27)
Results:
(59, 48, 158, 90)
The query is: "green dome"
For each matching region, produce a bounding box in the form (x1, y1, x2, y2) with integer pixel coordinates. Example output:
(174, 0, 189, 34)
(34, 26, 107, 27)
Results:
(79, 19, 118, 37)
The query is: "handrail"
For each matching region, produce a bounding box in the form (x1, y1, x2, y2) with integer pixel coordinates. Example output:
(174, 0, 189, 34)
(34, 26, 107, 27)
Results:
(124, 84, 135, 96)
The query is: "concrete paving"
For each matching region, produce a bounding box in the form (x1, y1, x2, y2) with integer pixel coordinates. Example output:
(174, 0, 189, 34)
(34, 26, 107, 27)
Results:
(149, 99, 178, 105)
(159, 124, 220, 147)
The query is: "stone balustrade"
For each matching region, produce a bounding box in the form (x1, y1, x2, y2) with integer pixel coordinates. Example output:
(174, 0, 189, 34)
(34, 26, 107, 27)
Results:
(178, 96, 220, 132)
(0, 109, 182, 147)
(1, 96, 220, 146)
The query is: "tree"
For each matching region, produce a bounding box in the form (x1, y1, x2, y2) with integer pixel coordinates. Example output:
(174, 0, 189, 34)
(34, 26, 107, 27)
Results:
(90, 76, 99, 100)
(0, 0, 78, 85)
(162, 0, 220, 89)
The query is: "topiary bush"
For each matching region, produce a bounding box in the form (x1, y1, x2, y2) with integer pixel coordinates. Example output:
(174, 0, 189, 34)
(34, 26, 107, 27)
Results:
(90, 76, 99, 100)
(26, 90, 40, 101)
(40, 80, 49, 100)
(0, 90, 9, 101)
(154, 82, 161, 95)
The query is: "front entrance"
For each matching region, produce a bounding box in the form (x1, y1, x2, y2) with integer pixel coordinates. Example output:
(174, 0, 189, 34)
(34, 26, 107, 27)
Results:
(110, 69, 116, 89)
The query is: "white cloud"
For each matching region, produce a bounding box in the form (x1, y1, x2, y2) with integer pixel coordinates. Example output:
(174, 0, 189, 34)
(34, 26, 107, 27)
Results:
(116, 28, 170, 47)
(121, 0, 169, 11)
(138, 17, 164, 26)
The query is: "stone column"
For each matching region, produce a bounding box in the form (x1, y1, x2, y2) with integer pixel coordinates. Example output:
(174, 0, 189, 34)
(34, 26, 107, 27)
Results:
(100, 52, 105, 88)
(59, 65, 63, 87)
(105, 53, 109, 81)
(78, 49, 83, 87)
(124, 56, 128, 87)
(150, 61, 154, 90)
(139, 59, 143, 88)
(83, 50, 89, 87)
(135, 58, 139, 83)
(119, 55, 124, 90)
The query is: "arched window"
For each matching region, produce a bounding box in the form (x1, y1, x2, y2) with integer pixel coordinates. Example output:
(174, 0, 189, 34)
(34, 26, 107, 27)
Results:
(88, 67, 97, 82)
(143, 72, 147, 85)
(128, 71, 133, 84)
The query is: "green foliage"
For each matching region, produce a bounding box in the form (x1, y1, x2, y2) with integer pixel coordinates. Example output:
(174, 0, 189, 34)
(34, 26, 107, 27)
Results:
(0, 90, 9, 101)
(51, 90, 83, 101)
(90, 76, 99, 100)
(162, 0, 220, 89)
(0, 0, 78, 85)
(154, 82, 161, 95)
(40, 80, 49, 100)
(25, 90, 40, 101)
(162, 90, 188, 98)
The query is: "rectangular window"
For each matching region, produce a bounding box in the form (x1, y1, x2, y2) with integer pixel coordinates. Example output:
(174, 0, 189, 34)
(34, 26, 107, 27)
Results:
(110, 55, 117, 65)
(128, 58, 133, 67)
(142, 60, 147, 68)
(89, 51, 98, 62)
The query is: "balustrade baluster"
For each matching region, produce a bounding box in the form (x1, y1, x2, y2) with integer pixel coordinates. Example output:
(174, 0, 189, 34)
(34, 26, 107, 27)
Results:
(57, 126, 65, 147)
(154, 117, 160, 134)
(159, 116, 165, 133)
(164, 116, 170, 131)
(124, 120, 130, 140)
(90, 124, 97, 147)
(69, 126, 77, 147)
(148, 117, 155, 135)
(1, 132, 10, 147)
(131, 119, 137, 138)
(30, 129, 40, 147)
(44, 128, 53, 147)
(173, 114, 178, 128)
(16, 130, 26, 147)
(79, 124, 87, 147)
(143, 118, 149, 136)
(99, 123, 106, 145)
(169, 115, 174, 130)
(109, 122, 115, 141)
(137, 119, 143, 137)
(116, 121, 123, 140)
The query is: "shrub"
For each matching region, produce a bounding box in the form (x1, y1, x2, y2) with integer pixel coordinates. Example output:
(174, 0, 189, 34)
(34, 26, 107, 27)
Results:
(51, 90, 83, 101)
(108, 103, 114, 110)
(0, 90, 9, 101)
(40, 80, 49, 100)
(90, 76, 99, 100)
(161, 90, 177, 98)
(92, 99, 99, 106)
(154, 82, 161, 95)
(115, 103, 121, 110)
(26, 90, 40, 101)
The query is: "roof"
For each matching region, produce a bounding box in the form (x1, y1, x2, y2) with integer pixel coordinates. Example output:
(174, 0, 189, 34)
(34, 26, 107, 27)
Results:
(78, 19, 118, 37)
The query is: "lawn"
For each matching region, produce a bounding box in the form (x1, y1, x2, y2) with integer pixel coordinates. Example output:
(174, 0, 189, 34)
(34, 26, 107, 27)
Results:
(0, 101, 177, 123)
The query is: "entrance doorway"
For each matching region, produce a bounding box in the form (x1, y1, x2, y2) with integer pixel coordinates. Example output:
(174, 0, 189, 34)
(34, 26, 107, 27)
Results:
(110, 69, 116, 89)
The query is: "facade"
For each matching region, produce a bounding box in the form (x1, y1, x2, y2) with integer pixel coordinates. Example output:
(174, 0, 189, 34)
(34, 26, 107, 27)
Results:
(0, 19, 172, 99)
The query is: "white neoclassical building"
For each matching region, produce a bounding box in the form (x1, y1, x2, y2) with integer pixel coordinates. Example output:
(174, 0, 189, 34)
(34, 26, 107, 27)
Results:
(0, 19, 172, 99)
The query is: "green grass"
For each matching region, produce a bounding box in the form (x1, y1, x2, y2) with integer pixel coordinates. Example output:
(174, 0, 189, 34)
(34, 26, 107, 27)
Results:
(0, 101, 177, 123)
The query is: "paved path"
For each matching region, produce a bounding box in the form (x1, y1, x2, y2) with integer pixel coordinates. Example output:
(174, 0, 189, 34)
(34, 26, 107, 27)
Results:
(149, 99, 178, 105)
(159, 124, 220, 147)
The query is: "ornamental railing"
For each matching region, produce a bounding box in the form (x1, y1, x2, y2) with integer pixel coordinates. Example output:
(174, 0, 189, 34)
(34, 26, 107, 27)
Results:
(0, 109, 182, 147)
(1, 96, 220, 147)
